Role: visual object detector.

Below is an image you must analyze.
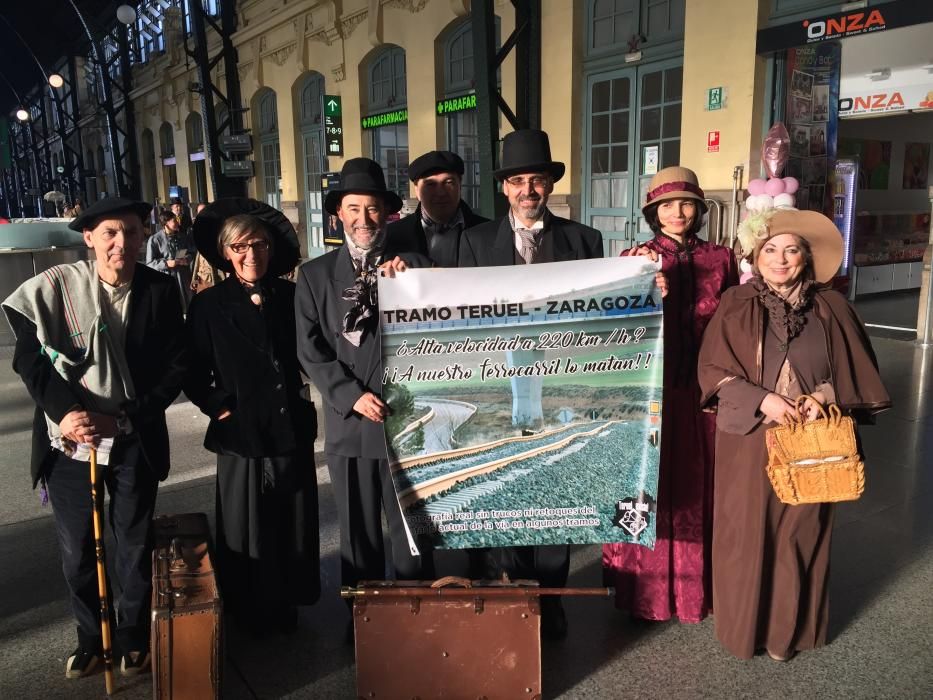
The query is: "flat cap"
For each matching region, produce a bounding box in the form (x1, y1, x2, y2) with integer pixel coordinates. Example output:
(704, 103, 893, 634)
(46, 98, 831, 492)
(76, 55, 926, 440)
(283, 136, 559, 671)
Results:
(408, 150, 464, 183)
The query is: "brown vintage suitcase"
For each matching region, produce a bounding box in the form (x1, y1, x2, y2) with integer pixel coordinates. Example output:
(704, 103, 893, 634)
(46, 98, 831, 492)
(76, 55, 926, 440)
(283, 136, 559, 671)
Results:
(347, 577, 597, 699)
(151, 512, 222, 700)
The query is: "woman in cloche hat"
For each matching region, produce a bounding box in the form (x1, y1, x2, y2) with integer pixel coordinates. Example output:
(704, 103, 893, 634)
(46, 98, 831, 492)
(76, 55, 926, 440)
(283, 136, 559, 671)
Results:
(604, 166, 738, 625)
(697, 208, 889, 661)
(185, 198, 320, 635)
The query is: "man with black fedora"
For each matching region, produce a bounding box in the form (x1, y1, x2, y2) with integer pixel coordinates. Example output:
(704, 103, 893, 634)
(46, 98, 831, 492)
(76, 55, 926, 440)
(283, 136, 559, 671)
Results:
(459, 129, 604, 639)
(295, 158, 430, 597)
(2, 197, 188, 678)
(386, 150, 488, 267)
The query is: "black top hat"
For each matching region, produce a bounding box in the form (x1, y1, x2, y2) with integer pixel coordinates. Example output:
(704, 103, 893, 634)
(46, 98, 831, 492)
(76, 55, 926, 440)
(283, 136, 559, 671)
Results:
(408, 150, 464, 182)
(193, 198, 300, 277)
(68, 196, 152, 232)
(493, 129, 565, 182)
(324, 158, 403, 215)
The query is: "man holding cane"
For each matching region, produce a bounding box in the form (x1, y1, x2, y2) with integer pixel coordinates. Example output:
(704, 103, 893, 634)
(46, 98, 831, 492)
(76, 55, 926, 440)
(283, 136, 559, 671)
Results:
(3, 197, 187, 680)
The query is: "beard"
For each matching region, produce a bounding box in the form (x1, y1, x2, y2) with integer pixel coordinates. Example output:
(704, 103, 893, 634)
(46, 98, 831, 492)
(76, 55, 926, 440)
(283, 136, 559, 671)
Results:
(346, 225, 385, 251)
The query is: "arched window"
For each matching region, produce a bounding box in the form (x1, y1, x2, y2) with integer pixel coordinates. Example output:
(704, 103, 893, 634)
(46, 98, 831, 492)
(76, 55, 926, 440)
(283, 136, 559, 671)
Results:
(186, 113, 208, 204)
(365, 47, 408, 198)
(258, 91, 278, 135)
(256, 90, 282, 208)
(369, 46, 407, 110)
(97, 145, 108, 197)
(159, 122, 174, 158)
(442, 21, 488, 210)
(140, 129, 158, 204)
(299, 72, 325, 127)
(296, 72, 327, 257)
(86, 147, 98, 201)
(159, 122, 177, 197)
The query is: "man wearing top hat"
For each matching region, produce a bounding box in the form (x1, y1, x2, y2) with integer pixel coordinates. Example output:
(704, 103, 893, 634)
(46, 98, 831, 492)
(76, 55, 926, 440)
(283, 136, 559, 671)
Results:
(459, 129, 604, 639)
(295, 158, 430, 594)
(386, 150, 489, 267)
(2, 197, 188, 678)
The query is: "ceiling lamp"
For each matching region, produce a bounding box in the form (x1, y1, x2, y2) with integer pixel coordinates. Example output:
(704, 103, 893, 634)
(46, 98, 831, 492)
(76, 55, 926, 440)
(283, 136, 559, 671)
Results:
(48, 73, 64, 88)
(16, 108, 29, 121)
(116, 5, 137, 25)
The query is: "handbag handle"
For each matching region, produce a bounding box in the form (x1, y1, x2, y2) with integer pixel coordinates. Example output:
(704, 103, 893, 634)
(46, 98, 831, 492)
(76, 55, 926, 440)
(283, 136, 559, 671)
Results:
(790, 394, 843, 427)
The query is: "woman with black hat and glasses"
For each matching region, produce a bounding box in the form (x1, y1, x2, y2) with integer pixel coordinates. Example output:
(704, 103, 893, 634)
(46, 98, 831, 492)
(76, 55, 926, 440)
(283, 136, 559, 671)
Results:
(185, 199, 320, 635)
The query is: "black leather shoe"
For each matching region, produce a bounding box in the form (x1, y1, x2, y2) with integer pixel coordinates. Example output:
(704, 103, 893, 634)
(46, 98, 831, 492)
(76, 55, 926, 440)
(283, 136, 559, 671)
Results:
(540, 597, 568, 641)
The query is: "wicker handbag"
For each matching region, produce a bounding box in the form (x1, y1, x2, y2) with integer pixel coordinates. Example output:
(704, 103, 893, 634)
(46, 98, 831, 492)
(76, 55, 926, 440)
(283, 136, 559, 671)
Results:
(765, 394, 865, 505)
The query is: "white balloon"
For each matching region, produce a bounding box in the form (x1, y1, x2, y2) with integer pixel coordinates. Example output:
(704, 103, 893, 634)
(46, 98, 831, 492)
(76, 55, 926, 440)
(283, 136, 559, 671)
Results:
(774, 193, 795, 208)
(758, 194, 774, 210)
(744, 194, 759, 211)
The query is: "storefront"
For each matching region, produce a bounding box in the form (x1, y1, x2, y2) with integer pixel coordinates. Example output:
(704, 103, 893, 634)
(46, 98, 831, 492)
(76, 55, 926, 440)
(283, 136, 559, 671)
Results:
(757, 2, 933, 303)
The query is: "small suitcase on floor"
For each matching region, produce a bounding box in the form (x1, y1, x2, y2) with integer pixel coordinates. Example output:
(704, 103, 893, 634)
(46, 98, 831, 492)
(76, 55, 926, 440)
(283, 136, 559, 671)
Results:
(345, 577, 608, 699)
(151, 512, 222, 700)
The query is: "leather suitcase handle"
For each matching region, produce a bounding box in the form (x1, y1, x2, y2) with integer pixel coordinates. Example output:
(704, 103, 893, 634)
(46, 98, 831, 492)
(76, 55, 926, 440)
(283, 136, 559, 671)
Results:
(430, 576, 473, 589)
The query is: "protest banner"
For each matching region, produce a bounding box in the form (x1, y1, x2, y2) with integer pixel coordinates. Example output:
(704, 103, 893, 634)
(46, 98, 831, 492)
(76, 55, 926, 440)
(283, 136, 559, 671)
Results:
(379, 257, 663, 553)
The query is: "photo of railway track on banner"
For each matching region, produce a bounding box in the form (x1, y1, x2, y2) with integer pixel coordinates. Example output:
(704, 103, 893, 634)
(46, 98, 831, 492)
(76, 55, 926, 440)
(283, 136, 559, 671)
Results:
(379, 256, 664, 555)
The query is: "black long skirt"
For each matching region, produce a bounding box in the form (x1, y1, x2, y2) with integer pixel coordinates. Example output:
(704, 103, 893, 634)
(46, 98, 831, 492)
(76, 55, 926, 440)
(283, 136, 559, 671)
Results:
(215, 450, 320, 629)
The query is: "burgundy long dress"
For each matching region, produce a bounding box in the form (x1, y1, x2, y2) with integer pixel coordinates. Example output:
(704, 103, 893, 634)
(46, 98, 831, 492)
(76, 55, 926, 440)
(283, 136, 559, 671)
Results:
(602, 232, 738, 622)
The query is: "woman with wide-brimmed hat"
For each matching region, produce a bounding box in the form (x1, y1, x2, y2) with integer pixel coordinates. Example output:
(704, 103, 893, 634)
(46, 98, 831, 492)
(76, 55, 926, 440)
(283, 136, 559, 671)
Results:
(603, 166, 738, 624)
(185, 198, 319, 634)
(697, 208, 889, 660)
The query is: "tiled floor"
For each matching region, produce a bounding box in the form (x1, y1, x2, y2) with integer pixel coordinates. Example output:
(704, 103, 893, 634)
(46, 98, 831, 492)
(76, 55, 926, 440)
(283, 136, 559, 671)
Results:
(0, 331, 931, 699)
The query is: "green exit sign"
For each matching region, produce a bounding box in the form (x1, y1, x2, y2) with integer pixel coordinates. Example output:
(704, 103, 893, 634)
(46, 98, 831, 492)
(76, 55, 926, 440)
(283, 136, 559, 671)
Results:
(324, 95, 342, 117)
(436, 93, 477, 116)
(706, 87, 724, 111)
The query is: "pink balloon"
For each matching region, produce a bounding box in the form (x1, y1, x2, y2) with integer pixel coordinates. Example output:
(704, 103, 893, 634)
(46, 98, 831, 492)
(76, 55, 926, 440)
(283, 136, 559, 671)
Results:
(782, 177, 800, 194)
(761, 122, 791, 178)
(747, 178, 767, 196)
(764, 178, 785, 196)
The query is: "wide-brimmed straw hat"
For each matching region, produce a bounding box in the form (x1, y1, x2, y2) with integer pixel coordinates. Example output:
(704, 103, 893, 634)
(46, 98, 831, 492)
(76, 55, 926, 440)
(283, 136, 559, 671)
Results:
(494, 129, 565, 182)
(323, 158, 403, 215)
(193, 198, 300, 277)
(739, 208, 843, 283)
(642, 166, 707, 215)
(68, 196, 152, 232)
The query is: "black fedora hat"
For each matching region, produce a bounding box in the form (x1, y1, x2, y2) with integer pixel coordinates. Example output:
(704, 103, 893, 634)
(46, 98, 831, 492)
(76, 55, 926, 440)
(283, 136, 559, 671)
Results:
(324, 158, 403, 215)
(408, 150, 464, 182)
(494, 129, 565, 182)
(68, 196, 152, 232)
(193, 198, 300, 278)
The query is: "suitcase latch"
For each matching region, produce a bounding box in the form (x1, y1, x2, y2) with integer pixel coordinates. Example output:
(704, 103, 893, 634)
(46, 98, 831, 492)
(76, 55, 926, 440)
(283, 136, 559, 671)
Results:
(473, 597, 484, 614)
(409, 597, 420, 614)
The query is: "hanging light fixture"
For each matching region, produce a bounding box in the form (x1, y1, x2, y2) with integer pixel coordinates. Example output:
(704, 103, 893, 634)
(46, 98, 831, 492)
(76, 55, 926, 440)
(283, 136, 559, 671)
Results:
(116, 4, 137, 25)
(48, 74, 65, 88)
(16, 108, 29, 121)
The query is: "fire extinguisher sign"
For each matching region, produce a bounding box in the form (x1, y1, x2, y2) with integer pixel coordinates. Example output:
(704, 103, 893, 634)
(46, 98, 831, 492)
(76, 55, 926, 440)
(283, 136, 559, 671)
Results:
(707, 130, 720, 153)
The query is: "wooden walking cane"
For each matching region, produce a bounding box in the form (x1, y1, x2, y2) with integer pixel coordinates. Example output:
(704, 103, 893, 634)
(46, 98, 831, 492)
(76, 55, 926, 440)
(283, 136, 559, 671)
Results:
(90, 447, 115, 696)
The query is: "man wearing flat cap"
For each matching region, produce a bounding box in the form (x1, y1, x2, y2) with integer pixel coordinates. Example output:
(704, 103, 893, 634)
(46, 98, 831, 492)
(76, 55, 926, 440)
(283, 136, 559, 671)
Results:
(295, 158, 430, 598)
(2, 197, 188, 678)
(387, 150, 488, 267)
(459, 129, 604, 639)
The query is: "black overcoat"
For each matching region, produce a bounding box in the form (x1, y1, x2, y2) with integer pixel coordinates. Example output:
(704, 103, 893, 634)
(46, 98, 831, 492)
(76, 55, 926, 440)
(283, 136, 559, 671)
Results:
(184, 275, 316, 457)
(387, 200, 489, 267)
(459, 212, 604, 266)
(8, 263, 187, 486)
(294, 244, 429, 459)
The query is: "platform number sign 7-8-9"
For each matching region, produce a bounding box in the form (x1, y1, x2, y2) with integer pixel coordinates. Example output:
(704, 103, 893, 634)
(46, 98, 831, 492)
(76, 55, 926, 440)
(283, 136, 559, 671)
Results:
(323, 95, 344, 157)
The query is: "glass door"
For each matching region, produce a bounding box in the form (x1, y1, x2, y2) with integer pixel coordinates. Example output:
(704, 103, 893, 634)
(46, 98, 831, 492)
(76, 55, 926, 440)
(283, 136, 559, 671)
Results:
(584, 59, 683, 254)
(302, 130, 327, 258)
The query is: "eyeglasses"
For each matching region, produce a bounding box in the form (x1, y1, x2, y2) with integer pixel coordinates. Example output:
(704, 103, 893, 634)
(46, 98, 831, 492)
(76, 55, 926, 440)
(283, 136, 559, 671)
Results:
(504, 175, 551, 189)
(227, 240, 270, 254)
